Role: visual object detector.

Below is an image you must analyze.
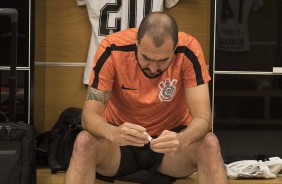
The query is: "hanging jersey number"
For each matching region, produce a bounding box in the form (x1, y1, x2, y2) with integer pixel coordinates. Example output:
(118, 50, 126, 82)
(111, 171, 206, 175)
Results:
(99, 0, 153, 35)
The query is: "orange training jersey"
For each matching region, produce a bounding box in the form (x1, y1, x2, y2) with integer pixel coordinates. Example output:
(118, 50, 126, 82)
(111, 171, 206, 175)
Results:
(89, 28, 211, 136)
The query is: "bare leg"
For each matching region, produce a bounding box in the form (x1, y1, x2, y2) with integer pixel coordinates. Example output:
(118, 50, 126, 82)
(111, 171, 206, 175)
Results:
(64, 131, 121, 184)
(158, 132, 228, 184)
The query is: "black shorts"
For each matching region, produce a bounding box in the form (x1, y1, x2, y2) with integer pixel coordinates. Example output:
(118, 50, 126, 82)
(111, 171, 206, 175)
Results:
(96, 125, 187, 184)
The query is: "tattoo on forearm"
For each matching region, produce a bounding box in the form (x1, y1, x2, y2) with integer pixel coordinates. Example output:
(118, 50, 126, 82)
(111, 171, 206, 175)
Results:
(87, 87, 111, 105)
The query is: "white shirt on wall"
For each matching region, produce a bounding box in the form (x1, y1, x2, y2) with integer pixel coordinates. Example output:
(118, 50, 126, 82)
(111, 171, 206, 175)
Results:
(216, 0, 263, 52)
(76, 0, 179, 84)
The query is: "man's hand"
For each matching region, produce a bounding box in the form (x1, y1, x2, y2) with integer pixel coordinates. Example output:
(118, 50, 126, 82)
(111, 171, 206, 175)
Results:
(150, 130, 181, 153)
(110, 122, 149, 147)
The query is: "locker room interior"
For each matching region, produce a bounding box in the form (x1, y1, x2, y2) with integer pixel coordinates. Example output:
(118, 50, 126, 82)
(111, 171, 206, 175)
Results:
(1, 0, 282, 183)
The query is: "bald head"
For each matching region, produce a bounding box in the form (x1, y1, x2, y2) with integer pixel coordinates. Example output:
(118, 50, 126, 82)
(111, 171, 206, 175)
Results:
(137, 12, 178, 49)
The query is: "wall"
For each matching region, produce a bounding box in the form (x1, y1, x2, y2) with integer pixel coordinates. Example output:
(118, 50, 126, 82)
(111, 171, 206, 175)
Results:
(34, 0, 46, 133)
(34, 0, 211, 134)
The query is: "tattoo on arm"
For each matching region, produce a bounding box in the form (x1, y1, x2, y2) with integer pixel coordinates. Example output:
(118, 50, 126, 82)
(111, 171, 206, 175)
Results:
(87, 87, 111, 105)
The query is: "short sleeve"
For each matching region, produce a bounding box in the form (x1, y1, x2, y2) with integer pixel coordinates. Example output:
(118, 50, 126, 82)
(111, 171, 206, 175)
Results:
(181, 38, 211, 88)
(165, 0, 179, 9)
(76, 0, 86, 6)
(89, 39, 115, 91)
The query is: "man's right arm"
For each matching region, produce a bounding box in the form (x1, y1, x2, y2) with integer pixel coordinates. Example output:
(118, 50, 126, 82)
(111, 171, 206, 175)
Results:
(82, 86, 114, 140)
(82, 86, 149, 146)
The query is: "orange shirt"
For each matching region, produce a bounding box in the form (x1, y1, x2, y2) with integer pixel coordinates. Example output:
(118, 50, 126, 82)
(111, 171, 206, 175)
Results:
(89, 28, 210, 136)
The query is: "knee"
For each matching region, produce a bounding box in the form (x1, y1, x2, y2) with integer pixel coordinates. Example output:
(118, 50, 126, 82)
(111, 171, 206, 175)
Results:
(199, 132, 222, 158)
(73, 130, 98, 157)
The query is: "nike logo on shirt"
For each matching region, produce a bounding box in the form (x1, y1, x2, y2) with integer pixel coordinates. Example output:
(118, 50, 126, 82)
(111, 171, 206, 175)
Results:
(121, 84, 137, 90)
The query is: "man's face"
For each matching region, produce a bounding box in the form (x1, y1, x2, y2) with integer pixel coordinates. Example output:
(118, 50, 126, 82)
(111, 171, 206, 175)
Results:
(136, 35, 175, 79)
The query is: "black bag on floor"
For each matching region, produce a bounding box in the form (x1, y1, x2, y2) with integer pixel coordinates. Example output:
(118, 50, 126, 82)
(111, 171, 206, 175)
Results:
(0, 8, 36, 184)
(36, 107, 83, 174)
(0, 115, 36, 184)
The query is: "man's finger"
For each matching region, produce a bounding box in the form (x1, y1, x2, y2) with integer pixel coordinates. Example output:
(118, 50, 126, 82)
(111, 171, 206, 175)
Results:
(123, 122, 146, 132)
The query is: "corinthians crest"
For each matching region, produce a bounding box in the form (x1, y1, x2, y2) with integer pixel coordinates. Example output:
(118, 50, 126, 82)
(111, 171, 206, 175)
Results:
(158, 78, 177, 102)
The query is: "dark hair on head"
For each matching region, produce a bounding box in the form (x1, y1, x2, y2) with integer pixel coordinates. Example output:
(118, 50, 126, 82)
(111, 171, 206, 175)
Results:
(137, 12, 178, 49)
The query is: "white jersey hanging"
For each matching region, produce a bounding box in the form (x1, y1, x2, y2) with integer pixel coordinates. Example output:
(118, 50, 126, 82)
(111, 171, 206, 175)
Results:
(76, 0, 179, 84)
(216, 0, 263, 52)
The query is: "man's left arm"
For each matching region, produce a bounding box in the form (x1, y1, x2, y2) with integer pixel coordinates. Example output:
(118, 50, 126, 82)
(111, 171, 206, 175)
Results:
(150, 83, 211, 153)
(178, 83, 212, 149)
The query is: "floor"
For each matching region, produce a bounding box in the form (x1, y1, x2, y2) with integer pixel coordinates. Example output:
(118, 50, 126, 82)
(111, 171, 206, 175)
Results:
(37, 167, 282, 184)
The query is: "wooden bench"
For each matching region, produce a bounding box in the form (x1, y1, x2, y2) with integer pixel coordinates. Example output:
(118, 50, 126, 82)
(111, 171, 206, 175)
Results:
(37, 167, 282, 184)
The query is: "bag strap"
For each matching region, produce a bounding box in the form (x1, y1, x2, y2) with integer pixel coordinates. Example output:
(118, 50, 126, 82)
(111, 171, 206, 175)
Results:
(0, 111, 10, 123)
(36, 122, 82, 156)
(35, 129, 62, 156)
(48, 123, 82, 143)
(36, 131, 52, 147)
(35, 128, 67, 156)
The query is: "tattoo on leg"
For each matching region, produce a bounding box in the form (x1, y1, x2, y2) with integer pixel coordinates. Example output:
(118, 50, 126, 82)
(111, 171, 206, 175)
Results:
(87, 87, 111, 105)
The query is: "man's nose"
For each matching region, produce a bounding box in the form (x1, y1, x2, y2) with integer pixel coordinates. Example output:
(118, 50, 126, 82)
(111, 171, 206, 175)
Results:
(148, 62, 159, 73)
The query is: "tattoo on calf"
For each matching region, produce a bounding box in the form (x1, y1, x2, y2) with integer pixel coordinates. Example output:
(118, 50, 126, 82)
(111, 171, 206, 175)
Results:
(87, 87, 111, 105)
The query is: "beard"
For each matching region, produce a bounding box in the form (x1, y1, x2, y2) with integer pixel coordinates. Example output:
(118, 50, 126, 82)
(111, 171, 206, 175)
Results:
(141, 68, 163, 79)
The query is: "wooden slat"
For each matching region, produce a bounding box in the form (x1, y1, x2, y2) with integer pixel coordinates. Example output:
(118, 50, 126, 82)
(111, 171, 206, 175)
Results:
(45, 0, 91, 62)
(43, 67, 86, 132)
(34, 66, 46, 134)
